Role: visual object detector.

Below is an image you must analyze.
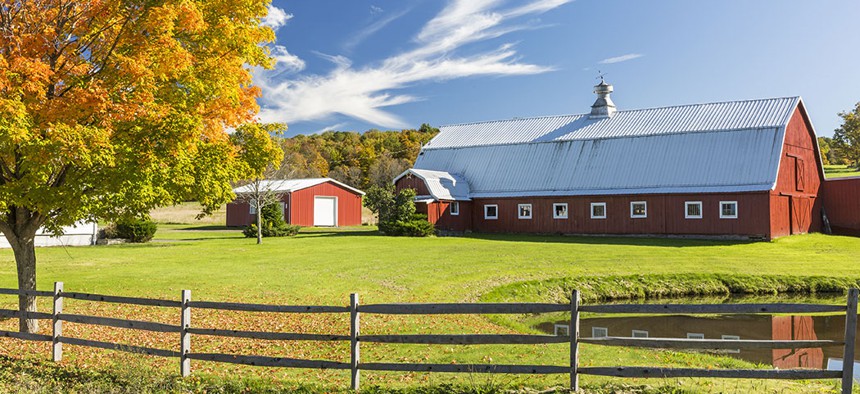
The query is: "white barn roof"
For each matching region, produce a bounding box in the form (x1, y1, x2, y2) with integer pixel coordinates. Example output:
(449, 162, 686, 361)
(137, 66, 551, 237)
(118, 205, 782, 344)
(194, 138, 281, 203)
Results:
(410, 97, 802, 198)
(233, 178, 365, 195)
(393, 169, 471, 201)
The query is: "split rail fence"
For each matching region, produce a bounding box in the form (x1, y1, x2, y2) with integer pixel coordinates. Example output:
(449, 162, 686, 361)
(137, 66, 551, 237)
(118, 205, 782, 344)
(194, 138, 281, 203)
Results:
(0, 283, 857, 393)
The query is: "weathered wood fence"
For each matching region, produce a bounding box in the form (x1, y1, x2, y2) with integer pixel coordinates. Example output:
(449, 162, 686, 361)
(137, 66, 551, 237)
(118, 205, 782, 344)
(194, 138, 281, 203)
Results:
(0, 284, 857, 393)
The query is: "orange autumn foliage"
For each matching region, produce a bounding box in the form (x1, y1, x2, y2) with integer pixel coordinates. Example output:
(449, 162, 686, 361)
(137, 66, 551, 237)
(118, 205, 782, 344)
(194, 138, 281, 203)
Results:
(0, 0, 280, 333)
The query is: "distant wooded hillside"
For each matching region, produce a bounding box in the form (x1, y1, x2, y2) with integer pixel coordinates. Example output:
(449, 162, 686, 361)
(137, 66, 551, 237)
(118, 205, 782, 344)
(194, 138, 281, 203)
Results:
(276, 124, 439, 191)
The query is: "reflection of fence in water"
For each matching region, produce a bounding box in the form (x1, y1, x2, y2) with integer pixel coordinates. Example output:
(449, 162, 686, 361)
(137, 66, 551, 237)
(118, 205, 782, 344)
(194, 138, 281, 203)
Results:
(0, 285, 857, 393)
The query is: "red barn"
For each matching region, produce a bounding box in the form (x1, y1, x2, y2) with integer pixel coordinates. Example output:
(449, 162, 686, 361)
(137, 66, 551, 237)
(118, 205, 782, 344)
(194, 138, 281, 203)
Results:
(395, 81, 828, 240)
(226, 178, 364, 227)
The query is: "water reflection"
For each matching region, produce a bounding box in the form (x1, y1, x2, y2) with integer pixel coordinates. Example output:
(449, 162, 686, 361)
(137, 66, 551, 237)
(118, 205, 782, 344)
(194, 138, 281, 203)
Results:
(540, 294, 853, 369)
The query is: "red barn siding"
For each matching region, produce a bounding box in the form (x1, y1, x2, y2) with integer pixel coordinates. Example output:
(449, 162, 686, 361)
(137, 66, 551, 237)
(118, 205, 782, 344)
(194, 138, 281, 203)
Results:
(823, 177, 860, 236)
(395, 176, 430, 196)
(290, 182, 363, 227)
(425, 201, 472, 231)
(226, 201, 253, 227)
(769, 105, 824, 238)
(469, 194, 770, 237)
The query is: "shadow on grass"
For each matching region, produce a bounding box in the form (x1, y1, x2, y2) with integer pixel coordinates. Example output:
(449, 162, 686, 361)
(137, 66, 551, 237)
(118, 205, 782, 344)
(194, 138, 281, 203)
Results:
(460, 232, 752, 247)
(298, 228, 750, 247)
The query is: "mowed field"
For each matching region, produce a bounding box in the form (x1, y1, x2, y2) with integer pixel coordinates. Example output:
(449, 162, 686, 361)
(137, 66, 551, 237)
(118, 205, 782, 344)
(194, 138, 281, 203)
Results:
(825, 165, 860, 179)
(1, 203, 859, 392)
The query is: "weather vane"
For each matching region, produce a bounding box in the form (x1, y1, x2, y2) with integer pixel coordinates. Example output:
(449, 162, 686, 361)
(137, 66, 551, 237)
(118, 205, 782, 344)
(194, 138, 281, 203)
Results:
(596, 70, 607, 83)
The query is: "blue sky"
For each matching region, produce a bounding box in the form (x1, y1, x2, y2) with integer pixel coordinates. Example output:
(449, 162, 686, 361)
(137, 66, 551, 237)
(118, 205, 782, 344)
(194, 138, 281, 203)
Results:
(257, 0, 860, 137)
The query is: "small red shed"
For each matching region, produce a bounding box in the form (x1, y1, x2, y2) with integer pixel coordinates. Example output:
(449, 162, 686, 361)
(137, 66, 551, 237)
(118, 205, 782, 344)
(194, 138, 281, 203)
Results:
(226, 178, 365, 227)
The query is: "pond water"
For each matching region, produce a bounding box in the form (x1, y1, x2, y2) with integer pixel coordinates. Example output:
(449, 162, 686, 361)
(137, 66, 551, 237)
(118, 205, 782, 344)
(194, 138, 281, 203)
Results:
(539, 293, 855, 370)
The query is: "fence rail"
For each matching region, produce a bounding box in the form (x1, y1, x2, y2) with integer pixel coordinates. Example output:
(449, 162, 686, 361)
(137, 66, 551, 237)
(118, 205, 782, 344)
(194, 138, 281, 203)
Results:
(0, 284, 856, 393)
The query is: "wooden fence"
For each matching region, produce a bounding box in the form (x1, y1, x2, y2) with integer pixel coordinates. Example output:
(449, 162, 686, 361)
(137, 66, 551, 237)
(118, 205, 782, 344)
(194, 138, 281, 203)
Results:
(0, 283, 857, 393)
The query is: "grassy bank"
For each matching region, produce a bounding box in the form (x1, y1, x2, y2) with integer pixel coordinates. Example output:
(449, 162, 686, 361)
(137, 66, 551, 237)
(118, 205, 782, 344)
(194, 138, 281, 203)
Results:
(0, 224, 858, 392)
(482, 274, 860, 305)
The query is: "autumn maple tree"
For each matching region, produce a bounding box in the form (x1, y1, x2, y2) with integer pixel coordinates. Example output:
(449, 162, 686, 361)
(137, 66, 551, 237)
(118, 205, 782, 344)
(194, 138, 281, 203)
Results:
(0, 0, 278, 333)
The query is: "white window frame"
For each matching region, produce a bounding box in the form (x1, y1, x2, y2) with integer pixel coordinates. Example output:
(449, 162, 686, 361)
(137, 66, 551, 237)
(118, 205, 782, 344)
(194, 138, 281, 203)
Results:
(554, 324, 569, 336)
(484, 204, 498, 220)
(518, 204, 532, 219)
(592, 327, 608, 338)
(249, 201, 257, 215)
(720, 201, 738, 219)
(632, 330, 649, 338)
(687, 333, 705, 339)
(630, 201, 647, 219)
(590, 202, 607, 219)
(450, 201, 460, 216)
(553, 203, 568, 219)
(685, 201, 703, 219)
(722, 334, 740, 353)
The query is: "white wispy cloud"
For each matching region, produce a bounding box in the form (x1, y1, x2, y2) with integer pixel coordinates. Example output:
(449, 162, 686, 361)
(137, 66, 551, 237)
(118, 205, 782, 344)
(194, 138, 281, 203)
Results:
(271, 46, 305, 73)
(314, 123, 350, 135)
(343, 7, 411, 52)
(599, 53, 643, 64)
(262, 5, 293, 31)
(256, 0, 571, 129)
(370, 5, 384, 15)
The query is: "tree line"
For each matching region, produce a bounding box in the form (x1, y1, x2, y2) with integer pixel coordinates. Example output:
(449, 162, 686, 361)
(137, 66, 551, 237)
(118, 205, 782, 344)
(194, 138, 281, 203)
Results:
(826, 102, 860, 169)
(272, 123, 439, 191)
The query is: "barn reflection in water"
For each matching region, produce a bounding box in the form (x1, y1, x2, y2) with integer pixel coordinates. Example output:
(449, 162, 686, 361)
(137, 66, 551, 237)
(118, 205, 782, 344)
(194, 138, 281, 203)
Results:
(543, 314, 854, 369)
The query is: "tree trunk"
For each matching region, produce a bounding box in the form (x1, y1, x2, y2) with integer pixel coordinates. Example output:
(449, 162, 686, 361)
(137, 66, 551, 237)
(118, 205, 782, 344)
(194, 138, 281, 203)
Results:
(9, 233, 39, 333)
(256, 202, 263, 245)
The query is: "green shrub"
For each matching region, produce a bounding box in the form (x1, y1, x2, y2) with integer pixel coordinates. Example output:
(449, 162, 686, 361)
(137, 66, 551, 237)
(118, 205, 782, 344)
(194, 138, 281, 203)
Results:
(366, 186, 434, 237)
(243, 202, 300, 238)
(115, 218, 157, 243)
(392, 214, 435, 237)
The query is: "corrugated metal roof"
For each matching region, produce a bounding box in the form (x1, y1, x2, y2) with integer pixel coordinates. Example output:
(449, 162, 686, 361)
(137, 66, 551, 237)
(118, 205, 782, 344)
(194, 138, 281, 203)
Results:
(233, 178, 365, 195)
(410, 97, 800, 197)
(425, 97, 799, 149)
(393, 169, 471, 201)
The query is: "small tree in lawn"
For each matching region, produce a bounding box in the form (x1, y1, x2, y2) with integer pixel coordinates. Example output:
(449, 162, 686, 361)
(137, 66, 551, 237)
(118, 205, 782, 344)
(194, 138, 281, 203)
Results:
(0, 0, 274, 333)
(834, 102, 860, 169)
(231, 124, 286, 244)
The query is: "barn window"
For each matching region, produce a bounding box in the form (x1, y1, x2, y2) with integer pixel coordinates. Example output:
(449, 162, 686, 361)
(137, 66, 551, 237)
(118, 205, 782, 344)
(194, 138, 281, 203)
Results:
(687, 333, 705, 339)
(685, 201, 702, 219)
(591, 203, 606, 219)
(554, 324, 569, 336)
(592, 327, 608, 338)
(553, 203, 568, 219)
(484, 204, 498, 220)
(249, 201, 257, 215)
(721, 334, 740, 353)
(720, 201, 738, 219)
(632, 330, 649, 338)
(518, 204, 532, 219)
(450, 201, 460, 216)
(630, 201, 647, 218)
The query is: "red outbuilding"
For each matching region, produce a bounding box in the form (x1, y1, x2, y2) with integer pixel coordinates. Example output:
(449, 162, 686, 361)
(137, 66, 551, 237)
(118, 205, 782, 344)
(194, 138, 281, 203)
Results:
(395, 81, 834, 240)
(226, 178, 364, 227)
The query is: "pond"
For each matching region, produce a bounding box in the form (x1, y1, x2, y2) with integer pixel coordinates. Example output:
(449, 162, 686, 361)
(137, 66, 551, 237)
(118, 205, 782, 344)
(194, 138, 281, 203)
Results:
(539, 293, 856, 370)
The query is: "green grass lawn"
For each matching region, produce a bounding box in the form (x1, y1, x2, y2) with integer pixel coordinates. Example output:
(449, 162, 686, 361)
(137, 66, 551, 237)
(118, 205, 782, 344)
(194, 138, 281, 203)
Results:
(1, 224, 859, 392)
(825, 164, 860, 179)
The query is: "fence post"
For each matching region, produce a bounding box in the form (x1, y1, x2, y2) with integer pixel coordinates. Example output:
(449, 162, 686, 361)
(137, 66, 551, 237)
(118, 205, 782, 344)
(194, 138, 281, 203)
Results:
(52, 282, 63, 362)
(570, 290, 580, 392)
(180, 290, 191, 377)
(350, 293, 360, 391)
(842, 288, 858, 394)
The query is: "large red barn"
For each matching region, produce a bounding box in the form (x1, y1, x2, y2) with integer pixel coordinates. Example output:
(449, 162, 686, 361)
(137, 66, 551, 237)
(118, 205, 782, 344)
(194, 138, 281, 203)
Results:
(226, 178, 364, 227)
(395, 81, 831, 240)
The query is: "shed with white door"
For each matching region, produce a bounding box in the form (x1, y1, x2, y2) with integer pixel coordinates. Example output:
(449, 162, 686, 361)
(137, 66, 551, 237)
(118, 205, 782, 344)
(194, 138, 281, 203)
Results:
(226, 178, 365, 227)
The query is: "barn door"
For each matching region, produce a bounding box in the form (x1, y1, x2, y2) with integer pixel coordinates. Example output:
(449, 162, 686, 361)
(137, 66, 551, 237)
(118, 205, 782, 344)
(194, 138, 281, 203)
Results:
(314, 197, 337, 227)
(790, 197, 812, 235)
